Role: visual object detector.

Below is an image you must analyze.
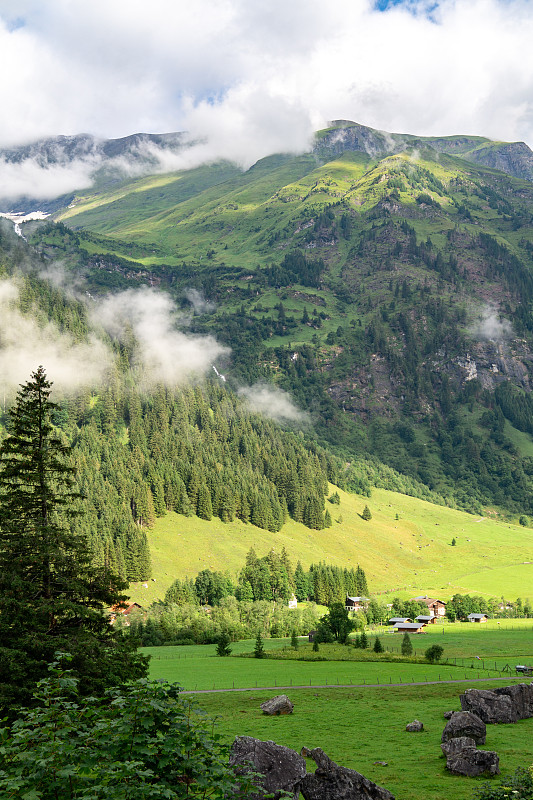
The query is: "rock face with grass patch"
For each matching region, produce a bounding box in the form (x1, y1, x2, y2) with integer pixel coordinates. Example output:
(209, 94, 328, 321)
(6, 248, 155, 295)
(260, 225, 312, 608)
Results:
(445, 747, 500, 777)
(300, 747, 395, 800)
(260, 695, 294, 716)
(441, 711, 486, 745)
(229, 736, 306, 800)
(493, 684, 533, 719)
(405, 720, 423, 732)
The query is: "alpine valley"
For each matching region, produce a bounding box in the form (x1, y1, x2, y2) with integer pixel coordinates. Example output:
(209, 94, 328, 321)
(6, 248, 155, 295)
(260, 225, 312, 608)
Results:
(3, 119, 533, 602)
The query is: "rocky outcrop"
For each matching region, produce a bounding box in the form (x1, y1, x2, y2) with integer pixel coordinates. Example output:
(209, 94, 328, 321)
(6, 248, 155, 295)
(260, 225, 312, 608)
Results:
(441, 711, 486, 745)
(460, 689, 517, 724)
(445, 747, 500, 777)
(405, 720, 424, 732)
(459, 684, 533, 724)
(260, 695, 294, 716)
(300, 747, 395, 800)
(229, 736, 306, 800)
(441, 736, 477, 757)
(493, 684, 533, 719)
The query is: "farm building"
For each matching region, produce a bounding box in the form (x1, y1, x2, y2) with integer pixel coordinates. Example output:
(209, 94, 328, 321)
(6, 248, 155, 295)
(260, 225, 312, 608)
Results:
(468, 613, 489, 623)
(394, 622, 426, 634)
(109, 602, 142, 624)
(415, 615, 436, 625)
(411, 595, 447, 616)
(288, 594, 297, 609)
(345, 596, 369, 612)
(388, 617, 412, 625)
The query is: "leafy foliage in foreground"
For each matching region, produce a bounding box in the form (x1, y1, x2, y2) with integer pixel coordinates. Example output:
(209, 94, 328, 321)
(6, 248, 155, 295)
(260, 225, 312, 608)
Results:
(474, 767, 533, 800)
(0, 657, 258, 800)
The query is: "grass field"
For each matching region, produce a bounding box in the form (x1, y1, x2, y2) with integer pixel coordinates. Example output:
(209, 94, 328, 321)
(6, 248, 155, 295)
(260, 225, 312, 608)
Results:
(128, 484, 533, 605)
(142, 628, 533, 800)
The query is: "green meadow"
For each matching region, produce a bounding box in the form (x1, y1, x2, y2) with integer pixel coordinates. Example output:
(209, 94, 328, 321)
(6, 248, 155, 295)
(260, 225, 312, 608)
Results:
(142, 627, 533, 800)
(128, 485, 533, 605)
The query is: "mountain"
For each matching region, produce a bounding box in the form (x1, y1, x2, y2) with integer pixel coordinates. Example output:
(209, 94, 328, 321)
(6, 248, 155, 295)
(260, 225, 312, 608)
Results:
(4, 120, 533, 520)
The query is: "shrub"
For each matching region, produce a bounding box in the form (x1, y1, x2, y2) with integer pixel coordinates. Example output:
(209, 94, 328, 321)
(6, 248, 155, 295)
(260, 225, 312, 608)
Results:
(425, 644, 444, 663)
(0, 656, 258, 799)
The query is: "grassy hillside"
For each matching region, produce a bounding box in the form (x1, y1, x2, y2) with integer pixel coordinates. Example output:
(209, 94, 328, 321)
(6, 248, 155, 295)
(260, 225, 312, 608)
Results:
(128, 484, 533, 605)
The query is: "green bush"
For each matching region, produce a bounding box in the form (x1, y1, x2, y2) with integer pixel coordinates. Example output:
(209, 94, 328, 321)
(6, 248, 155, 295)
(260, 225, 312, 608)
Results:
(474, 766, 533, 800)
(425, 644, 444, 663)
(0, 655, 258, 799)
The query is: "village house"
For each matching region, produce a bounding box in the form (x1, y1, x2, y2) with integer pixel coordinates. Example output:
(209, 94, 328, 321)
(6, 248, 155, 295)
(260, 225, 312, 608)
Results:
(345, 596, 369, 612)
(411, 595, 447, 617)
(468, 613, 489, 623)
(288, 594, 298, 609)
(388, 617, 412, 625)
(415, 615, 436, 625)
(109, 602, 142, 624)
(394, 621, 426, 634)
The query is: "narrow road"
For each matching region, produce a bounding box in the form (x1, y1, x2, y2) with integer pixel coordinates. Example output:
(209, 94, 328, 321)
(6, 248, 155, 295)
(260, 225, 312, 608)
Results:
(181, 676, 525, 695)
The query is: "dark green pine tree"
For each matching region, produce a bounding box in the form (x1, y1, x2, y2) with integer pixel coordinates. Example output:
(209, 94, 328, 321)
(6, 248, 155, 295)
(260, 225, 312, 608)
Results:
(0, 367, 148, 716)
(216, 632, 232, 657)
(254, 631, 265, 659)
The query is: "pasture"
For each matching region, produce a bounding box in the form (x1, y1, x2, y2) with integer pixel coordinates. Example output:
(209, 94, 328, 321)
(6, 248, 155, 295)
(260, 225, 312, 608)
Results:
(129, 485, 533, 606)
(143, 624, 533, 800)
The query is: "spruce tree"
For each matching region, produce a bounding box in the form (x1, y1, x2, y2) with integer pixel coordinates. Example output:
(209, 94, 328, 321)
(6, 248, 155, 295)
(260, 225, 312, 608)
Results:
(0, 367, 148, 715)
(254, 631, 265, 659)
(291, 629, 299, 650)
(361, 505, 372, 520)
(401, 632, 413, 656)
(373, 636, 384, 653)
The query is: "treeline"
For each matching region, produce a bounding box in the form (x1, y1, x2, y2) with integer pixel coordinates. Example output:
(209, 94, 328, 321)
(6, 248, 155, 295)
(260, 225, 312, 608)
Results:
(163, 547, 369, 607)
(129, 598, 322, 646)
(447, 593, 532, 621)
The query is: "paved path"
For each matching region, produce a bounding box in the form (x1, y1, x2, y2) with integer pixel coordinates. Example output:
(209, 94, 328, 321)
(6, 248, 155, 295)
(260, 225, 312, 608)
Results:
(181, 676, 524, 695)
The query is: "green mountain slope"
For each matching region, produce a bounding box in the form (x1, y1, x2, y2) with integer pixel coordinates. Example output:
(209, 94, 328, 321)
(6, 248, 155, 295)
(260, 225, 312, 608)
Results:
(131, 484, 533, 605)
(30, 121, 533, 517)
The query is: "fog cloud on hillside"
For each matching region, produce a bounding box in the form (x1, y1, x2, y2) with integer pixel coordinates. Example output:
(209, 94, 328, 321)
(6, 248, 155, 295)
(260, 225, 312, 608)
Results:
(470, 306, 514, 342)
(238, 382, 310, 425)
(0, 278, 111, 396)
(93, 287, 228, 389)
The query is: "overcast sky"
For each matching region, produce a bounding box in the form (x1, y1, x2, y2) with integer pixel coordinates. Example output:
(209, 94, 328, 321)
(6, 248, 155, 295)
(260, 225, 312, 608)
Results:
(1, 0, 533, 166)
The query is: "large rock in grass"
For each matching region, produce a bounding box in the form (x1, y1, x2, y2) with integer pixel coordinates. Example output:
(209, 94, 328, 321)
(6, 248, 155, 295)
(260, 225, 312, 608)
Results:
(446, 747, 500, 777)
(441, 736, 476, 757)
(442, 711, 486, 745)
(493, 684, 533, 719)
(460, 689, 517, 724)
(300, 747, 395, 800)
(229, 736, 306, 800)
(260, 695, 294, 716)
(405, 720, 423, 732)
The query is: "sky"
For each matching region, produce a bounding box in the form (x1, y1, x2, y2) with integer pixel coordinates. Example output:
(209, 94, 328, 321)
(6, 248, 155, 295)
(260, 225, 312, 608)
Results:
(0, 0, 533, 168)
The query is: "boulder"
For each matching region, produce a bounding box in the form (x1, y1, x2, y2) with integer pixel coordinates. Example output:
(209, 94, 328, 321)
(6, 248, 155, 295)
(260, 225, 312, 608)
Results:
(405, 720, 424, 732)
(300, 747, 395, 800)
(440, 737, 477, 757)
(260, 694, 294, 716)
(443, 711, 456, 720)
(229, 736, 306, 800)
(441, 711, 486, 745)
(460, 689, 517, 724)
(446, 747, 500, 777)
(493, 684, 533, 720)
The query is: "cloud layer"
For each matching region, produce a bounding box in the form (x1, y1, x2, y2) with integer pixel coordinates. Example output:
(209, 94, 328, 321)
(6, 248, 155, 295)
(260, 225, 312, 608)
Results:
(0, 0, 532, 173)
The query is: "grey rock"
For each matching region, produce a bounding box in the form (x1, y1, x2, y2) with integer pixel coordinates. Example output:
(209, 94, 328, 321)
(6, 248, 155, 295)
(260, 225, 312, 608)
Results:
(229, 736, 306, 800)
(446, 748, 500, 777)
(442, 711, 486, 745)
(405, 720, 424, 732)
(493, 684, 533, 720)
(260, 694, 294, 716)
(443, 711, 455, 719)
(300, 747, 395, 800)
(460, 689, 517, 724)
(440, 737, 476, 757)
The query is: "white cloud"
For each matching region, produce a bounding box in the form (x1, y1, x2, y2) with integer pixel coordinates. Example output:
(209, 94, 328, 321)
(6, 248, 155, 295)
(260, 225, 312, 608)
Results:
(238, 382, 310, 425)
(470, 306, 513, 341)
(0, 278, 112, 395)
(93, 287, 228, 389)
(0, 0, 532, 171)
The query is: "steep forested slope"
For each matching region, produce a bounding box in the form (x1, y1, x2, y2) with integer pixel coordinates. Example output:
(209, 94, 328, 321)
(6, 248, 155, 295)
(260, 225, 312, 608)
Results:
(19, 121, 533, 516)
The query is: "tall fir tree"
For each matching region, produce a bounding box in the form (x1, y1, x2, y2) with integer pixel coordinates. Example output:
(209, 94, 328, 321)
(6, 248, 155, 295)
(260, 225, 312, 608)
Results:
(0, 367, 148, 715)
